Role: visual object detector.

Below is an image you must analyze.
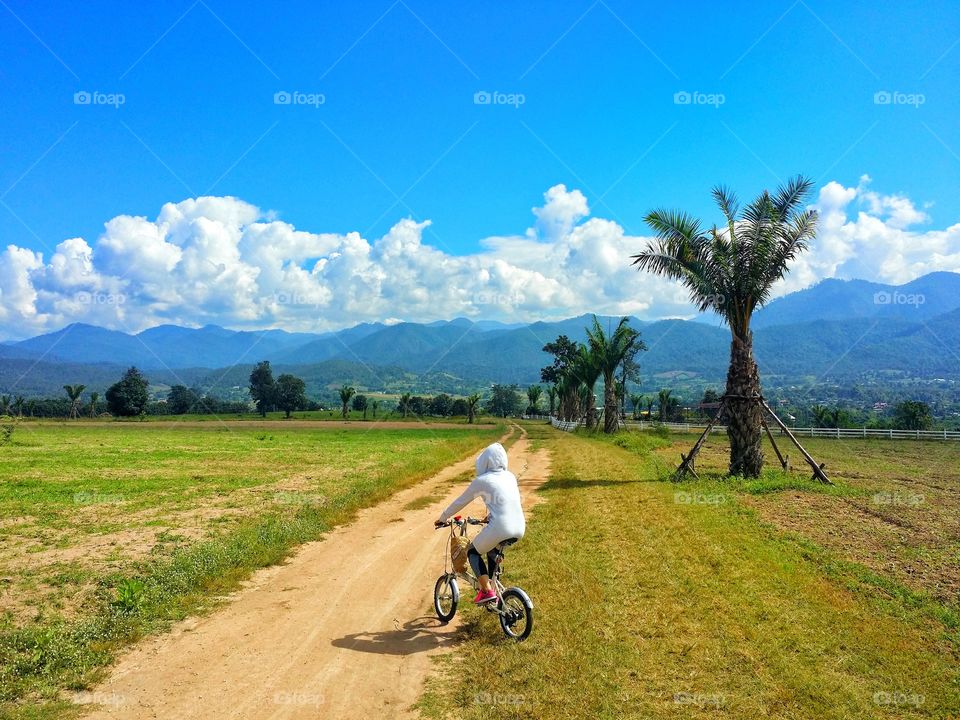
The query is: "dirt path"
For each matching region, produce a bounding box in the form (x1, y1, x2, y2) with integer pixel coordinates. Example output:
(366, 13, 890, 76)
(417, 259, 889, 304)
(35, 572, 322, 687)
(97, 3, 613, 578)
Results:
(78, 426, 551, 719)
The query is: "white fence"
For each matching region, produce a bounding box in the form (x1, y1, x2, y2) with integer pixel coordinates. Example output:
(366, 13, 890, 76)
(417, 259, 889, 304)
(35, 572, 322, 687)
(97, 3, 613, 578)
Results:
(549, 417, 960, 441)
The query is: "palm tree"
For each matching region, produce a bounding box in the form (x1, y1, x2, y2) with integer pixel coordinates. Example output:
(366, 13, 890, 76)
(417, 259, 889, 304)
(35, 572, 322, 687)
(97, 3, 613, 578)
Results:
(547, 385, 558, 416)
(63, 385, 86, 419)
(466, 393, 481, 424)
(629, 393, 643, 420)
(573, 345, 602, 429)
(526, 385, 543, 414)
(89, 392, 100, 418)
(398, 393, 412, 418)
(12, 396, 25, 418)
(0, 396, 9, 415)
(645, 396, 654, 420)
(633, 175, 817, 477)
(586, 315, 641, 433)
(371, 399, 380, 418)
(338, 385, 355, 419)
(657, 389, 678, 422)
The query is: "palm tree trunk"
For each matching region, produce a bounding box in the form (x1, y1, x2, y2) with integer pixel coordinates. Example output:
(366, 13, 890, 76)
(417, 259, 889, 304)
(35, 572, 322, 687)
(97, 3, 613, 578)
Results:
(725, 332, 764, 477)
(585, 391, 597, 429)
(603, 373, 618, 433)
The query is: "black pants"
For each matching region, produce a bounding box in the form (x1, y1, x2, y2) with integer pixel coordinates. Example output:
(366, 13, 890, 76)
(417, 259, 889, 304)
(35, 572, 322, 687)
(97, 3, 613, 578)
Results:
(467, 539, 517, 578)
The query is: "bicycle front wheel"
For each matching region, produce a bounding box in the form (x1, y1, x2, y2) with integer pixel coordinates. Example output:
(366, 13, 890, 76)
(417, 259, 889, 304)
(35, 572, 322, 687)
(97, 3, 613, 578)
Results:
(498, 587, 533, 641)
(433, 574, 459, 623)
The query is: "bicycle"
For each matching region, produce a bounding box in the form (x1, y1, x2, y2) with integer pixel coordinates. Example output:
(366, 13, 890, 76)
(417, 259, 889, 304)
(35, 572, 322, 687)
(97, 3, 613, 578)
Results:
(432, 515, 534, 641)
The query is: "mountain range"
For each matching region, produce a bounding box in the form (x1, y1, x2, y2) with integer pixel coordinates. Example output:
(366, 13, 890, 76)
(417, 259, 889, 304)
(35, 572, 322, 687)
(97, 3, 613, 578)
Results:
(1, 272, 958, 397)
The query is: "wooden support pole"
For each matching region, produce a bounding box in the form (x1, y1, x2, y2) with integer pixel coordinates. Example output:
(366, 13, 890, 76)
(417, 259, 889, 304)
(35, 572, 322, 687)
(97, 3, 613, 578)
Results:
(761, 415, 788, 470)
(676, 401, 724, 479)
(761, 400, 832, 485)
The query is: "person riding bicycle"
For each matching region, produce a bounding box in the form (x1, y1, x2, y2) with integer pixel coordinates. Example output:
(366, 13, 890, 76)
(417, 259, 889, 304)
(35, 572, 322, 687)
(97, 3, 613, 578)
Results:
(435, 442, 525, 604)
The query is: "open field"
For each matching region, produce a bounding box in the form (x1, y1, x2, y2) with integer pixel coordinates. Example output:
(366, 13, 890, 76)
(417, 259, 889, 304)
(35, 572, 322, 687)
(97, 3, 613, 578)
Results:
(0, 420, 502, 716)
(421, 423, 960, 719)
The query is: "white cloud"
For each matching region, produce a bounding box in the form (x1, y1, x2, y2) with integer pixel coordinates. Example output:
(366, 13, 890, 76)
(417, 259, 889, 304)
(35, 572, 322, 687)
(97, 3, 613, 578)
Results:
(1, 179, 958, 339)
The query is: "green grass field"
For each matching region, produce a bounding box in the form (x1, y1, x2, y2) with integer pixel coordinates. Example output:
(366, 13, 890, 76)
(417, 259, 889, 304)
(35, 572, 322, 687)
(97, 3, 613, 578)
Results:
(421, 424, 960, 719)
(0, 420, 503, 717)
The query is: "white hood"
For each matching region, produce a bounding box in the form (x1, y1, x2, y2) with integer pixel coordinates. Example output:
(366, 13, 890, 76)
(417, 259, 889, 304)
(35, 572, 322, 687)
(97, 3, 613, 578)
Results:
(475, 442, 508, 475)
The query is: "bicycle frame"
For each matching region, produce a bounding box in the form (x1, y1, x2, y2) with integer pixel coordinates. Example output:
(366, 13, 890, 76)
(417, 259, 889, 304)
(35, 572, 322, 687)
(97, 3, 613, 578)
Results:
(442, 517, 508, 611)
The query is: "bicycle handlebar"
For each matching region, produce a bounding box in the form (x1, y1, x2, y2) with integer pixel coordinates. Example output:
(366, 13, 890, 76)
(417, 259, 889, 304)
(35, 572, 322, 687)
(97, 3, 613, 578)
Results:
(434, 516, 488, 529)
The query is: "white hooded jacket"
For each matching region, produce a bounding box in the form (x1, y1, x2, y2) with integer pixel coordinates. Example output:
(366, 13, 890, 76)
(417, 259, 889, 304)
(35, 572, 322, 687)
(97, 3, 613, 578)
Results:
(438, 442, 525, 554)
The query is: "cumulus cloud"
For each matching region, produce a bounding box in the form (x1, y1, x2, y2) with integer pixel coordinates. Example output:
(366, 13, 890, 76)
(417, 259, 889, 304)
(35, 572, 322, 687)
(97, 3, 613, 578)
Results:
(1, 179, 958, 339)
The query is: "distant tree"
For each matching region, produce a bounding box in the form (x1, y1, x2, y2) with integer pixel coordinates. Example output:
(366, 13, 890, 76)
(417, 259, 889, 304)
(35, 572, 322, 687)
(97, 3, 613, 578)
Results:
(701, 388, 720, 419)
(88, 391, 100, 418)
(249, 361, 275, 417)
(12, 396, 25, 418)
(645, 396, 654, 419)
(617, 341, 645, 418)
(276, 374, 307, 418)
(352, 393, 369, 419)
(540, 335, 580, 385)
(167, 385, 199, 414)
(526, 385, 542, 415)
(629, 393, 643, 420)
(371, 399, 380, 418)
(487, 384, 524, 418)
(657, 389, 680, 422)
(547, 385, 558, 416)
(587, 316, 642, 433)
(105, 368, 149, 417)
(450, 398, 470, 416)
(409, 396, 428, 416)
(63, 384, 86, 419)
(430, 393, 453, 416)
(0, 396, 9, 415)
(894, 400, 933, 431)
(339, 385, 356, 418)
(398, 393, 412, 418)
(467, 393, 481, 424)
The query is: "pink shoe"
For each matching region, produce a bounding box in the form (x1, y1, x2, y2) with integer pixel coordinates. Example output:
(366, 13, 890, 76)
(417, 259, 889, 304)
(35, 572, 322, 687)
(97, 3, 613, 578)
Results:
(473, 589, 497, 604)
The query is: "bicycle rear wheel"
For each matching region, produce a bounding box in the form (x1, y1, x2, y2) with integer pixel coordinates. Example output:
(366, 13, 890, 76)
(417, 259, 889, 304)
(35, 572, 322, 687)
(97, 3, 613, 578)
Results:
(433, 574, 459, 623)
(498, 587, 533, 641)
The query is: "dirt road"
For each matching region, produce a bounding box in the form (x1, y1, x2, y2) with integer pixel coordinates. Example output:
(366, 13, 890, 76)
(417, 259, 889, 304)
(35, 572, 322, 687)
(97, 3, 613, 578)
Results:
(79, 426, 551, 719)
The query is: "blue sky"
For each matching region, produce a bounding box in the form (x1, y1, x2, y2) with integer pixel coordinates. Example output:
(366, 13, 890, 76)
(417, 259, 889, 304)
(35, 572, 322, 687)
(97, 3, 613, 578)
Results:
(1, 1, 959, 337)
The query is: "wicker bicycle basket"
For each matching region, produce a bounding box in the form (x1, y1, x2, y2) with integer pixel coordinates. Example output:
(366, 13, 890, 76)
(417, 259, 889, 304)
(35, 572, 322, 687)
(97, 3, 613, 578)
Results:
(450, 535, 470, 573)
